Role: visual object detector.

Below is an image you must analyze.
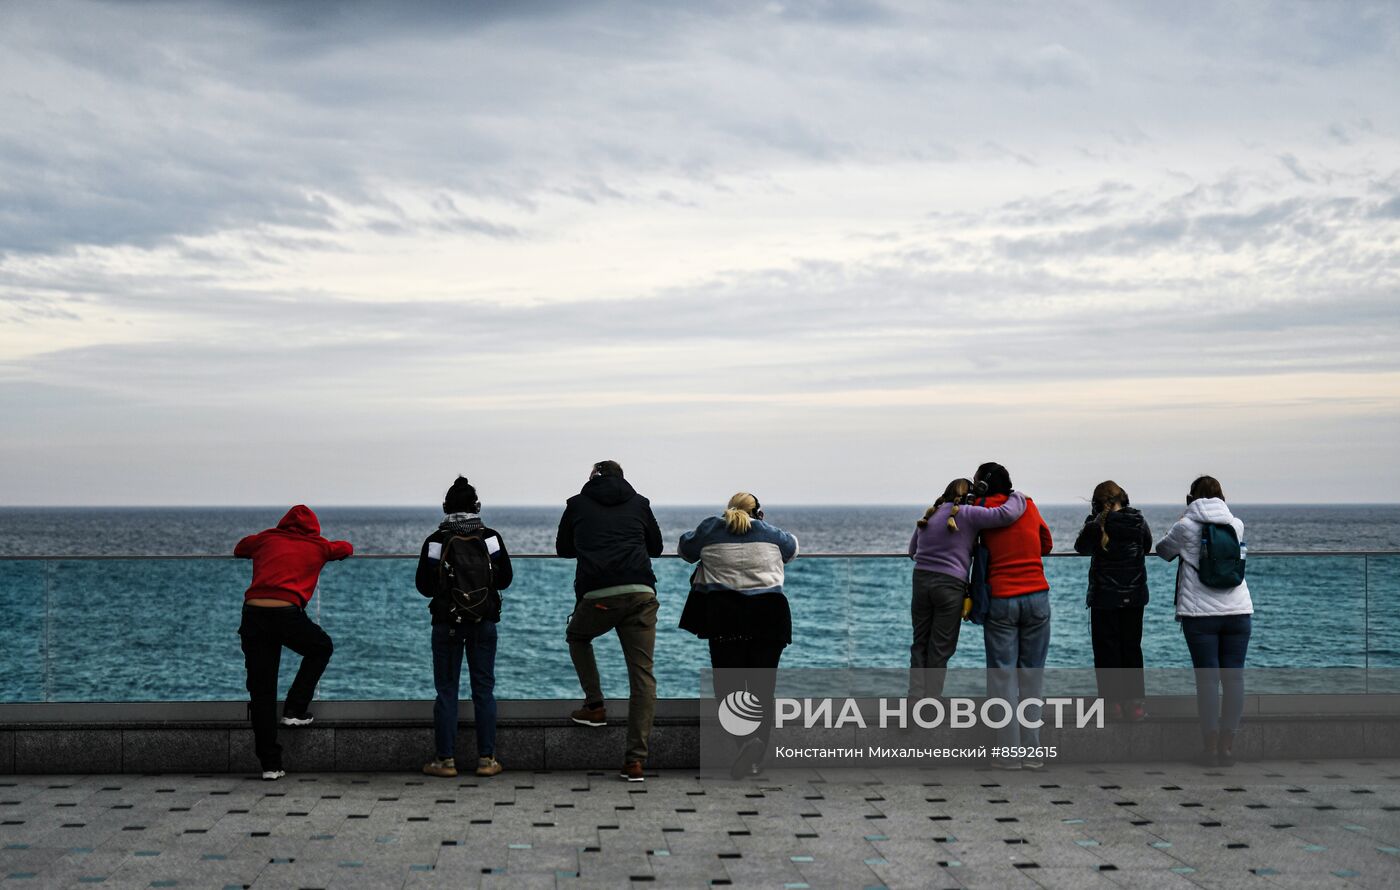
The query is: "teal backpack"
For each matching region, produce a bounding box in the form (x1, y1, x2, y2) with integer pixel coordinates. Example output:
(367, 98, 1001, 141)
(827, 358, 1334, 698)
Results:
(1198, 523, 1246, 588)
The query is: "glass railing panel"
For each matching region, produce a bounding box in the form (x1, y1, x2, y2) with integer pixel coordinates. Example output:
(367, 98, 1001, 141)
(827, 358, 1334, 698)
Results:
(1244, 555, 1367, 694)
(0, 559, 46, 702)
(0, 551, 1386, 702)
(841, 553, 1369, 695)
(783, 558, 866, 671)
(1367, 555, 1400, 692)
(44, 557, 250, 701)
(313, 555, 705, 701)
(311, 556, 433, 701)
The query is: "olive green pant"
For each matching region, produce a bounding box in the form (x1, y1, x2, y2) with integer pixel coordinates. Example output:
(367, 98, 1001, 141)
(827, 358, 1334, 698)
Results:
(566, 591, 659, 763)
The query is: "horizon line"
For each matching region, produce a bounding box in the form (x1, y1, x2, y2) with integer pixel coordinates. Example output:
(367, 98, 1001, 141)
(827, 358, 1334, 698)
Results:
(4, 502, 1400, 509)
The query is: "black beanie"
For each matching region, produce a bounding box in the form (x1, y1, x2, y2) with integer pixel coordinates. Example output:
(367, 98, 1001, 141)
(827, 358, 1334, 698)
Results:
(444, 476, 479, 514)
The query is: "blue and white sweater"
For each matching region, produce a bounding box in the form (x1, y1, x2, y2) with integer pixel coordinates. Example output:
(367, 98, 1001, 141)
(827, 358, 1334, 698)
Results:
(677, 516, 799, 594)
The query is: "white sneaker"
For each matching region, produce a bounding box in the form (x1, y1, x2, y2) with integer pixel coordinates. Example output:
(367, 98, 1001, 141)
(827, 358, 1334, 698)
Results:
(280, 713, 314, 727)
(261, 769, 285, 781)
(1023, 759, 1045, 771)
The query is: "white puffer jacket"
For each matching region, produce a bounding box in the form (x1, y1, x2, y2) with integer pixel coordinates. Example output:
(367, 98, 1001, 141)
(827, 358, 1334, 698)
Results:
(1155, 498, 1253, 617)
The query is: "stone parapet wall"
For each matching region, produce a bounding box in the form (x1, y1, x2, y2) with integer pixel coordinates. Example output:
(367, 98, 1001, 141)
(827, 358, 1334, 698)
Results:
(4, 697, 1400, 774)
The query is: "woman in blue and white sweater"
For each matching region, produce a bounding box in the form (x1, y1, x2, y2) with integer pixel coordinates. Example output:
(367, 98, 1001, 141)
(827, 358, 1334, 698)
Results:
(678, 492, 798, 777)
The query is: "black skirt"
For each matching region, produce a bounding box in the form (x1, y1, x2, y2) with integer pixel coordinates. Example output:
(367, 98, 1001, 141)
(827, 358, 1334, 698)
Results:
(678, 588, 792, 645)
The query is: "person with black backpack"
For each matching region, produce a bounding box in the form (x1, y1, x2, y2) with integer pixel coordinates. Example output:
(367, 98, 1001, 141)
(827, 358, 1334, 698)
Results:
(415, 476, 513, 779)
(1156, 475, 1252, 767)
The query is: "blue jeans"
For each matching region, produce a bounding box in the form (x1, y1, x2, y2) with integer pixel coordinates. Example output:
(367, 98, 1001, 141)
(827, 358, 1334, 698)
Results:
(1181, 614, 1251, 733)
(983, 591, 1051, 751)
(432, 621, 498, 760)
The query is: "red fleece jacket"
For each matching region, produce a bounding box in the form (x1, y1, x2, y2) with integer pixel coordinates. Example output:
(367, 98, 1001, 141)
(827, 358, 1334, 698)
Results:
(979, 493, 1052, 598)
(234, 505, 353, 607)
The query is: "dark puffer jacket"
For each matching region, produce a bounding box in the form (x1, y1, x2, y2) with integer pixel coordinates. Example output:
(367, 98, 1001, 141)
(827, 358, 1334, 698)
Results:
(1073, 507, 1152, 609)
(555, 475, 664, 598)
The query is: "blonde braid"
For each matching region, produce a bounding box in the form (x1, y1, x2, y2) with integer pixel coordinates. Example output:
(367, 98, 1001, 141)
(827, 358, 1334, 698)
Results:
(916, 504, 937, 529)
(1098, 509, 1111, 551)
(946, 503, 961, 532)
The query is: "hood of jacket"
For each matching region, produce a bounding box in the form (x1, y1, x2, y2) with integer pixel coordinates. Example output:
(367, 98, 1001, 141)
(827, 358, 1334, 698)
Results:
(1184, 497, 1234, 526)
(276, 505, 321, 536)
(1104, 507, 1147, 534)
(581, 475, 637, 507)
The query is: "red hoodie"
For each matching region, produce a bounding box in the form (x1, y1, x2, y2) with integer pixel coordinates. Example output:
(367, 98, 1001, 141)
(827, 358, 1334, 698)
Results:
(979, 493, 1052, 598)
(234, 506, 353, 607)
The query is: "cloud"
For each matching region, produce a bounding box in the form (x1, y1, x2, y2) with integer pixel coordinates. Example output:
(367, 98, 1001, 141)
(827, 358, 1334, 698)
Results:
(3, 0, 1400, 502)
(1000, 43, 1097, 90)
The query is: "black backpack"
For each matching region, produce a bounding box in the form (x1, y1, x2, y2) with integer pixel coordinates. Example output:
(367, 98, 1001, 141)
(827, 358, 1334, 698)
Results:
(437, 532, 497, 623)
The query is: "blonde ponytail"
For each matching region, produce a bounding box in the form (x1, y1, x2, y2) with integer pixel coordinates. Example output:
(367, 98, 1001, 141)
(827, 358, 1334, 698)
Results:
(1097, 510, 1110, 551)
(724, 492, 760, 535)
(916, 505, 937, 529)
(946, 504, 961, 532)
(724, 507, 753, 534)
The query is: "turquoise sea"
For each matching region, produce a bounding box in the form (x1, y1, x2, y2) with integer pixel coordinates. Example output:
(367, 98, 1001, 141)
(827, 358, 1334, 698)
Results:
(1, 505, 1397, 702)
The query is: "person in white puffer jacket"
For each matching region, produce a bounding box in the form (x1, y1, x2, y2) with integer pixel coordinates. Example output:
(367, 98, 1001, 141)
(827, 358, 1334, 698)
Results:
(1156, 475, 1253, 768)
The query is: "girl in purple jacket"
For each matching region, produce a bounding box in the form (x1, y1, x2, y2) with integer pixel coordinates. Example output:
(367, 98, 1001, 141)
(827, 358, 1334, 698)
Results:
(907, 479, 1026, 698)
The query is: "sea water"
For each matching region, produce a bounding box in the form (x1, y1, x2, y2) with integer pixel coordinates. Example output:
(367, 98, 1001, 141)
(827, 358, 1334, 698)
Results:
(1, 505, 1397, 702)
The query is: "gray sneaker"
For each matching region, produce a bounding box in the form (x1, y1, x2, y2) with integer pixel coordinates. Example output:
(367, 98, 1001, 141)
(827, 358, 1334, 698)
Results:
(422, 757, 457, 778)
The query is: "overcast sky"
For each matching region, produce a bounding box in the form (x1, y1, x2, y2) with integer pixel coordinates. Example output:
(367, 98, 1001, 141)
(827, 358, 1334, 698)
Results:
(2, 0, 1398, 506)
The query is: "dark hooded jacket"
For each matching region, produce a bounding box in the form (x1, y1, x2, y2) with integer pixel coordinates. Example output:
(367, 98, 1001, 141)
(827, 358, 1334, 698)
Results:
(555, 475, 664, 598)
(1073, 507, 1152, 609)
(234, 505, 353, 607)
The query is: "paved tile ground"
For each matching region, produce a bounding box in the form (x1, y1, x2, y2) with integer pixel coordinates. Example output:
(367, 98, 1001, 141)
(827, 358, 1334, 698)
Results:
(2, 760, 1399, 888)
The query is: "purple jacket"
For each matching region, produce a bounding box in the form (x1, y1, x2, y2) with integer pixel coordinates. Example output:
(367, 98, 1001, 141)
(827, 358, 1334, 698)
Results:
(907, 492, 1027, 580)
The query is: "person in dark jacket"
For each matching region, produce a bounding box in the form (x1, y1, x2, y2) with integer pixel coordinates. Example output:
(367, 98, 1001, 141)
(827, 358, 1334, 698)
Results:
(1074, 480, 1152, 722)
(555, 460, 664, 782)
(415, 477, 513, 779)
(678, 492, 798, 778)
(234, 505, 352, 781)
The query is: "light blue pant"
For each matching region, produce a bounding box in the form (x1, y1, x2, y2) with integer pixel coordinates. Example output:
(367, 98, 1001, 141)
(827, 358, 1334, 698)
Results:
(983, 591, 1051, 752)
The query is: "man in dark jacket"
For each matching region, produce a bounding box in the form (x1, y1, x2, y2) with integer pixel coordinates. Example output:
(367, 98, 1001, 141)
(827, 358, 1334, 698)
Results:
(555, 460, 663, 782)
(415, 477, 513, 779)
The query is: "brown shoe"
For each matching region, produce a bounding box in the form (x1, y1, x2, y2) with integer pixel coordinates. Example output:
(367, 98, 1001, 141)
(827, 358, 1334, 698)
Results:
(476, 756, 503, 777)
(422, 757, 457, 778)
(619, 761, 645, 783)
(570, 703, 606, 727)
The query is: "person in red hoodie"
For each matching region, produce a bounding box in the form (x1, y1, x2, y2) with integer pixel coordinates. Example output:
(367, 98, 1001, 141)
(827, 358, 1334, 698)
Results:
(973, 462, 1053, 770)
(234, 505, 352, 780)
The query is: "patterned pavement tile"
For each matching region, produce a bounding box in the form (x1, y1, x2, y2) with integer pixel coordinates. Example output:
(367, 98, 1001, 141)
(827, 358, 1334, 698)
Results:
(0, 761, 1397, 887)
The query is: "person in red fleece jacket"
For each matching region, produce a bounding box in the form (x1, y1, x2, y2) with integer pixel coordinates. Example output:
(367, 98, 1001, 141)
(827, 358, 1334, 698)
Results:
(234, 505, 352, 780)
(973, 462, 1053, 770)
